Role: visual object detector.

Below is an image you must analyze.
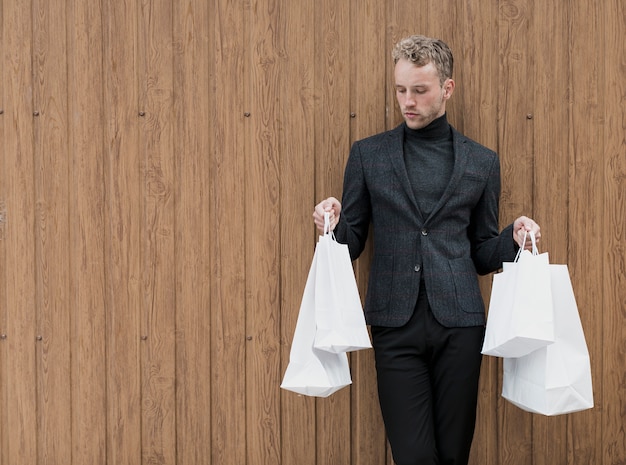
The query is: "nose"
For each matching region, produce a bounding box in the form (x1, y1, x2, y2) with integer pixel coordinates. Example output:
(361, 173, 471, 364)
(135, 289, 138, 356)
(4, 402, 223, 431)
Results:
(404, 91, 416, 107)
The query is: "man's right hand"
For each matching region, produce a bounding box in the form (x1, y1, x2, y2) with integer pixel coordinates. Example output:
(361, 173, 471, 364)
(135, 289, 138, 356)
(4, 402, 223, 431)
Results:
(313, 197, 342, 233)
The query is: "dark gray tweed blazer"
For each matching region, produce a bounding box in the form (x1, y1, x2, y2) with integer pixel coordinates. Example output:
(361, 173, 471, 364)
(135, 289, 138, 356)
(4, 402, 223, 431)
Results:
(334, 123, 517, 328)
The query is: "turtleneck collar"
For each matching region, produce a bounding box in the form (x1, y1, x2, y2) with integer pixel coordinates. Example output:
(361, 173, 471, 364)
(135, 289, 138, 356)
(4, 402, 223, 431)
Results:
(404, 113, 451, 141)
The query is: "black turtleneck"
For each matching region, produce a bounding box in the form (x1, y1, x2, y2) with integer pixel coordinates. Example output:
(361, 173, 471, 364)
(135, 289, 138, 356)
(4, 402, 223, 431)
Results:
(403, 113, 454, 217)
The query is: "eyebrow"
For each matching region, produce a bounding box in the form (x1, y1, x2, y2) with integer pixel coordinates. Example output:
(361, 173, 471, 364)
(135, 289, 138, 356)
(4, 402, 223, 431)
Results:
(395, 84, 428, 88)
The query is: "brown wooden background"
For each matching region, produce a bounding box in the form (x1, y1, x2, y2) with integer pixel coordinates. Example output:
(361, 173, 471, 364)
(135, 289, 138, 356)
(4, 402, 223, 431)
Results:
(0, 0, 624, 464)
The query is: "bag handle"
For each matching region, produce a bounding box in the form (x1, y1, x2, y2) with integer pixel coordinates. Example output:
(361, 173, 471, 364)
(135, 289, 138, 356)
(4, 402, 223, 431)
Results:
(323, 212, 336, 240)
(514, 230, 539, 262)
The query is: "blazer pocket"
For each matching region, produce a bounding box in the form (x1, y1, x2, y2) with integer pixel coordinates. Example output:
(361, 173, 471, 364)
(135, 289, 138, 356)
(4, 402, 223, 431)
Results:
(449, 257, 484, 314)
(367, 254, 394, 312)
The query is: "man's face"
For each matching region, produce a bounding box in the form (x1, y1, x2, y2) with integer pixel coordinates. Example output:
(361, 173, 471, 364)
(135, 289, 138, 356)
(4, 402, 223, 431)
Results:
(394, 59, 454, 130)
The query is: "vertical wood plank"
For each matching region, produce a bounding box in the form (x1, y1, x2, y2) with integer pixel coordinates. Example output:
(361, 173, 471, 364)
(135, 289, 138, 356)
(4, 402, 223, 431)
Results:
(1, 2, 626, 465)
(173, 0, 212, 463)
(455, 0, 499, 148)
(246, 0, 283, 463)
(603, 0, 626, 463)
(67, 0, 107, 463)
(32, 0, 72, 462)
(349, 1, 387, 465)
(569, 0, 605, 463)
(497, 0, 535, 464)
(498, 0, 535, 223)
(314, 0, 352, 462)
(278, 0, 316, 463)
(530, 0, 570, 255)
(0, 1, 6, 460)
(0, 217, 5, 465)
(210, 0, 246, 463)
(0, 2, 7, 463)
(530, 1, 570, 463)
(2, 0, 38, 464)
(103, 0, 142, 462)
(137, 0, 177, 462)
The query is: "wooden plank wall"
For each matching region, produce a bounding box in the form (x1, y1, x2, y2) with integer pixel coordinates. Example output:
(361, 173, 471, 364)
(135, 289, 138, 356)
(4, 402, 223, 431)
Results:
(0, 0, 624, 464)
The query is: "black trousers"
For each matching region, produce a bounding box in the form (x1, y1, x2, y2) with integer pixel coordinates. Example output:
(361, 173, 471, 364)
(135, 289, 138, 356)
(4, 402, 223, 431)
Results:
(371, 282, 485, 465)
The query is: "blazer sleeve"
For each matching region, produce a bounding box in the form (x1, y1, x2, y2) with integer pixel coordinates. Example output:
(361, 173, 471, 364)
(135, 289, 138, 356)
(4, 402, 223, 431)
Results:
(468, 153, 518, 274)
(334, 141, 371, 261)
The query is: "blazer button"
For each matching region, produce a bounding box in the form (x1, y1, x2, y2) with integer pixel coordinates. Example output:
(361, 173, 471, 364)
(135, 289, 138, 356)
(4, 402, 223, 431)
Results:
(421, 229, 428, 236)
(414, 265, 421, 272)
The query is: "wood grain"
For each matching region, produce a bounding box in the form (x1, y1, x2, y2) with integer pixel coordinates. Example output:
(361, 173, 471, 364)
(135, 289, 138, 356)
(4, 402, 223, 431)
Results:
(568, 0, 605, 463)
(497, 1, 535, 464)
(314, 0, 352, 463)
(32, 0, 73, 462)
(137, 0, 178, 462)
(209, 0, 246, 463)
(0, 6, 6, 462)
(530, 0, 570, 463)
(173, 0, 212, 463)
(603, 0, 626, 463)
(67, 0, 107, 463)
(349, 0, 388, 464)
(103, 0, 143, 462)
(278, 0, 316, 464)
(3, 0, 38, 464)
(0, 1, 624, 464)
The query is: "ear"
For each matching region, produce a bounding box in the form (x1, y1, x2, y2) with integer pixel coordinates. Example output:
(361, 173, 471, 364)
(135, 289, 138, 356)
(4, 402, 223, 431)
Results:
(443, 78, 455, 99)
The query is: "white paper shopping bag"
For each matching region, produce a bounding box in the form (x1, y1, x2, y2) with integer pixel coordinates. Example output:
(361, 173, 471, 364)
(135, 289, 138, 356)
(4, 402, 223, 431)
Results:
(313, 214, 372, 354)
(482, 231, 555, 358)
(502, 264, 594, 415)
(281, 240, 352, 397)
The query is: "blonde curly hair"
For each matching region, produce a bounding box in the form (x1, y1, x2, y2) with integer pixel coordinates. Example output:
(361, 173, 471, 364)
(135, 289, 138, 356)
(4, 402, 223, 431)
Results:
(392, 35, 453, 85)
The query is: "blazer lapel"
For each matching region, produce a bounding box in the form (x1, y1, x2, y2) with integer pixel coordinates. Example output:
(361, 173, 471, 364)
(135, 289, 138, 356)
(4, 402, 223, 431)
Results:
(385, 126, 425, 222)
(425, 128, 469, 222)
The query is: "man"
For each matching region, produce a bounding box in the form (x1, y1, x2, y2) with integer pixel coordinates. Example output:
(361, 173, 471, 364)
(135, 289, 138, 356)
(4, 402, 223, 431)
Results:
(313, 35, 541, 465)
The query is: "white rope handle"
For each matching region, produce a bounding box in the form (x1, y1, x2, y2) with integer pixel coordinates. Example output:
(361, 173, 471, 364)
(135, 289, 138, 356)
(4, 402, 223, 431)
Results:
(323, 212, 336, 240)
(529, 230, 539, 255)
(514, 229, 539, 262)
